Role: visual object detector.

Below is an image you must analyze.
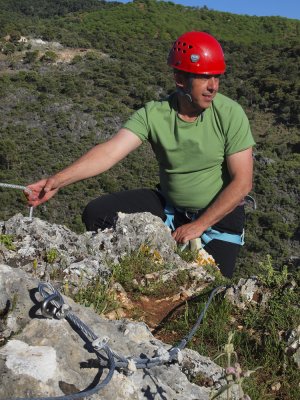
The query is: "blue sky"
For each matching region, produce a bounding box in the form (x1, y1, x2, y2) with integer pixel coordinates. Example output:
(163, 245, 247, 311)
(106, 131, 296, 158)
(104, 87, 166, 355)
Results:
(115, 0, 300, 20)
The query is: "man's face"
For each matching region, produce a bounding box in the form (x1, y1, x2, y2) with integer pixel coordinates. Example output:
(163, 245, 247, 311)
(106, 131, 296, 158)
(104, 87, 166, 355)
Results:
(176, 72, 220, 111)
(188, 74, 220, 110)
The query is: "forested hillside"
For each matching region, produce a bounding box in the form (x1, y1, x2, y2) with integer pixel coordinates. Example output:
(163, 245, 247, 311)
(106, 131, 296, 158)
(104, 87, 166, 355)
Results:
(0, 0, 299, 276)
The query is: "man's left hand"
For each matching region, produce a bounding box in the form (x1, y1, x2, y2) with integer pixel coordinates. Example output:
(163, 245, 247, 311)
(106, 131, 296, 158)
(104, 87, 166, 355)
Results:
(171, 221, 204, 243)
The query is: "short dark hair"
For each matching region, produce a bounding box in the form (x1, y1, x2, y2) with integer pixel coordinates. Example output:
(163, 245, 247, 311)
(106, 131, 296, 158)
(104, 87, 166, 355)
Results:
(173, 68, 192, 78)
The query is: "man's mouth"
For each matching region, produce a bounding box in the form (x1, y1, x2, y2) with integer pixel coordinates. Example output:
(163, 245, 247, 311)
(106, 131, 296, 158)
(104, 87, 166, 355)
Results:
(203, 94, 213, 100)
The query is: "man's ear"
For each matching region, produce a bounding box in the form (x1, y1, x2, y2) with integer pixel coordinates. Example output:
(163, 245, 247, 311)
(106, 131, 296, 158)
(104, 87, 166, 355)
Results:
(174, 72, 186, 89)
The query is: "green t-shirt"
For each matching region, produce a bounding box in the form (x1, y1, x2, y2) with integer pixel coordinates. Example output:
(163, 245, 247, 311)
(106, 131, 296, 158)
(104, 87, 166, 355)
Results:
(123, 92, 255, 209)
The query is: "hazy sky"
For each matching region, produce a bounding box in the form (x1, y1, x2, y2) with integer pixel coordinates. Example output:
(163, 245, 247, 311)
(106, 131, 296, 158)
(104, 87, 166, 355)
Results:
(115, 0, 300, 20)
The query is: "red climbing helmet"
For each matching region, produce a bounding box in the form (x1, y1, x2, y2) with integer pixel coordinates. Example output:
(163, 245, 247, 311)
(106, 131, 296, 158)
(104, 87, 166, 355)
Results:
(167, 31, 226, 75)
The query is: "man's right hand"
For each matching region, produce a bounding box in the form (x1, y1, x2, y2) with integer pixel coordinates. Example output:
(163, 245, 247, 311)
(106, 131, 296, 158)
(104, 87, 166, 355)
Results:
(25, 177, 59, 207)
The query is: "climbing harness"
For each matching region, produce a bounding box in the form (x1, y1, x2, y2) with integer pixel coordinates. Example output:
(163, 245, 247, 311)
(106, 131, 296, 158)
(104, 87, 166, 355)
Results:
(164, 205, 245, 246)
(0, 182, 33, 220)
(7, 282, 225, 400)
(164, 195, 257, 247)
(201, 227, 244, 246)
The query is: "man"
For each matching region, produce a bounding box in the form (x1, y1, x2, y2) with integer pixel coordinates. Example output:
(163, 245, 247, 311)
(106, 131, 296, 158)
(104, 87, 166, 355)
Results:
(26, 32, 255, 278)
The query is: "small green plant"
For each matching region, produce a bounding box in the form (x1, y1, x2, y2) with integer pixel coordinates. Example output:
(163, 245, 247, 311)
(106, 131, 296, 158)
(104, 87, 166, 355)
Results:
(63, 280, 70, 296)
(11, 293, 18, 312)
(49, 267, 65, 281)
(184, 301, 190, 328)
(45, 248, 59, 264)
(210, 332, 262, 400)
(74, 276, 117, 315)
(32, 258, 38, 274)
(176, 246, 198, 263)
(257, 254, 289, 287)
(112, 246, 166, 292)
(0, 234, 16, 250)
(113, 247, 191, 297)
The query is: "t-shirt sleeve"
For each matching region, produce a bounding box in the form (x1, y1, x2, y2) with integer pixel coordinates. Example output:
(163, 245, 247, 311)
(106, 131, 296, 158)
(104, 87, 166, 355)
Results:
(225, 105, 256, 155)
(122, 106, 150, 142)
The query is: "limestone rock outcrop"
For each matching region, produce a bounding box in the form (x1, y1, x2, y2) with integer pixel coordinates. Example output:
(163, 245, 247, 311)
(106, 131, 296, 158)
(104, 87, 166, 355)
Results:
(0, 263, 224, 399)
(0, 213, 224, 399)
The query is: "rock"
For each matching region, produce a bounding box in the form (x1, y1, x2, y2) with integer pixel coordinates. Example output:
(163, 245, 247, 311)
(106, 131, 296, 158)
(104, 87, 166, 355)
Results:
(0, 263, 222, 399)
(2, 213, 104, 285)
(1, 213, 214, 295)
(0, 212, 226, 398)
(181, 348, 225, 386)
(89, 211, 180, 266)
(293, 348, 300, 369)
(271, 382, 281, 391)
(0, 340, 57, 383)
(285, 326, 300, 368)
(225, 277, 270, 309)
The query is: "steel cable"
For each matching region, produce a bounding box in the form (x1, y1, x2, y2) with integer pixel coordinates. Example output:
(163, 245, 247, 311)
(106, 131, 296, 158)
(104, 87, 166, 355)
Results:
(5, 280, 224, 400)
(39, 282, 225, 370)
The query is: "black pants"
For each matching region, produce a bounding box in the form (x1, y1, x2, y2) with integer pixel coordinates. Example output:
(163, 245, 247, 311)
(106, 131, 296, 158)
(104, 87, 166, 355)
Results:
(82, 189, 245, 278)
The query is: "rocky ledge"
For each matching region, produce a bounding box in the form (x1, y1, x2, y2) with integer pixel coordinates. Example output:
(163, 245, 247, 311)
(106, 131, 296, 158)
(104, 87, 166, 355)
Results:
(0, 213, 299, 399)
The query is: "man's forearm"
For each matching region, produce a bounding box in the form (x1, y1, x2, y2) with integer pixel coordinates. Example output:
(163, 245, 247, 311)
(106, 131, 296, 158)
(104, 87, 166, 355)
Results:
(193, 178, 252, 232)
(50, 129, 142, 190)
(171, 178, 252, 244)
(51, 143, 117, 189)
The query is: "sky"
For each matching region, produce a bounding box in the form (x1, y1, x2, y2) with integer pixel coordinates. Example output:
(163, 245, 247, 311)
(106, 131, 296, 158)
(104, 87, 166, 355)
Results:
(115, 0, 300, 20)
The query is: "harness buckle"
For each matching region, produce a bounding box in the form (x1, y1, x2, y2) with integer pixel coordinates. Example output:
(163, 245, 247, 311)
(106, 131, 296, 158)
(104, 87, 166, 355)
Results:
(184, 210, 197, 220)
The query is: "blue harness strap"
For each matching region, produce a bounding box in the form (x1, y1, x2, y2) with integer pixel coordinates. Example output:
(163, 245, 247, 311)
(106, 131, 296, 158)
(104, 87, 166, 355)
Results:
(201, 227, 244, 246)
(163, 205, 244, 246)
(164, 204, 176, 231)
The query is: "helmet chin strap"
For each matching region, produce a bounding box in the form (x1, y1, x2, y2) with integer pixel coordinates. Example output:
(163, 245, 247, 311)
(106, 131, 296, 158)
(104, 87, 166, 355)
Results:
(184, 92, 193, 103)
(176, 75, 194, 103)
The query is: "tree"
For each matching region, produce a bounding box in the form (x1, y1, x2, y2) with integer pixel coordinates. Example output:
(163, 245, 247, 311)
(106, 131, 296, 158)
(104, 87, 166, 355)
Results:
(23, 50, 39, 64)
(0, 139, 18, 170)
(2, 42, 15, 55)
(9, 30, 21, 43)
(40, 51, 58, 63)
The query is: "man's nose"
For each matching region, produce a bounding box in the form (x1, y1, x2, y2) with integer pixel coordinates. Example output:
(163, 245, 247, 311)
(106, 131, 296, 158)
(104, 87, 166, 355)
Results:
(207, 77, 219, 91)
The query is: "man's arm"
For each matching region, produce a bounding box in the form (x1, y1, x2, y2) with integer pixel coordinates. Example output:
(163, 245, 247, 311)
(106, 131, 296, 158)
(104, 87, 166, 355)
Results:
(172, 147, 253, 243)
(26, 129, 142, 206)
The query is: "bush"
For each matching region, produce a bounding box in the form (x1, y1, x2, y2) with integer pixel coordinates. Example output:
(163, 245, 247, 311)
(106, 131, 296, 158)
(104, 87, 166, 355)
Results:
(2, 42, 16, 55)
(40, 50, 58, 63)
(23, 50, 39, 64)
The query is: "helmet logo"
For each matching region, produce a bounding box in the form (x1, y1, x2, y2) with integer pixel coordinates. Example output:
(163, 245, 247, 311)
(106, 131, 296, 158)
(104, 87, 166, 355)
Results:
(190, 54, 200, 63)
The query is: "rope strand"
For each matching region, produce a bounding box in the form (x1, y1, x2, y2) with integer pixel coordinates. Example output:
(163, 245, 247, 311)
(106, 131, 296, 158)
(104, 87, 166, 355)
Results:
(0, 182, 34, 220)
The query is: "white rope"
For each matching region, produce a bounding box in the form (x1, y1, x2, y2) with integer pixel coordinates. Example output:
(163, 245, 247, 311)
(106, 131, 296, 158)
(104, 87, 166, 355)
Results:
(0, 182, 34, 220)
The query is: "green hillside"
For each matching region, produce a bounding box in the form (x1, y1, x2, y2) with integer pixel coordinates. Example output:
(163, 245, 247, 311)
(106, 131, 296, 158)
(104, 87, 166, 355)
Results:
(0, 0, 299, 276)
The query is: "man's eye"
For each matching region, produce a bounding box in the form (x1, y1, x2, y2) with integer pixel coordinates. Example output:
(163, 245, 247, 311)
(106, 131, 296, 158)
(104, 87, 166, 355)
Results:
(196, 74, 221, 80)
